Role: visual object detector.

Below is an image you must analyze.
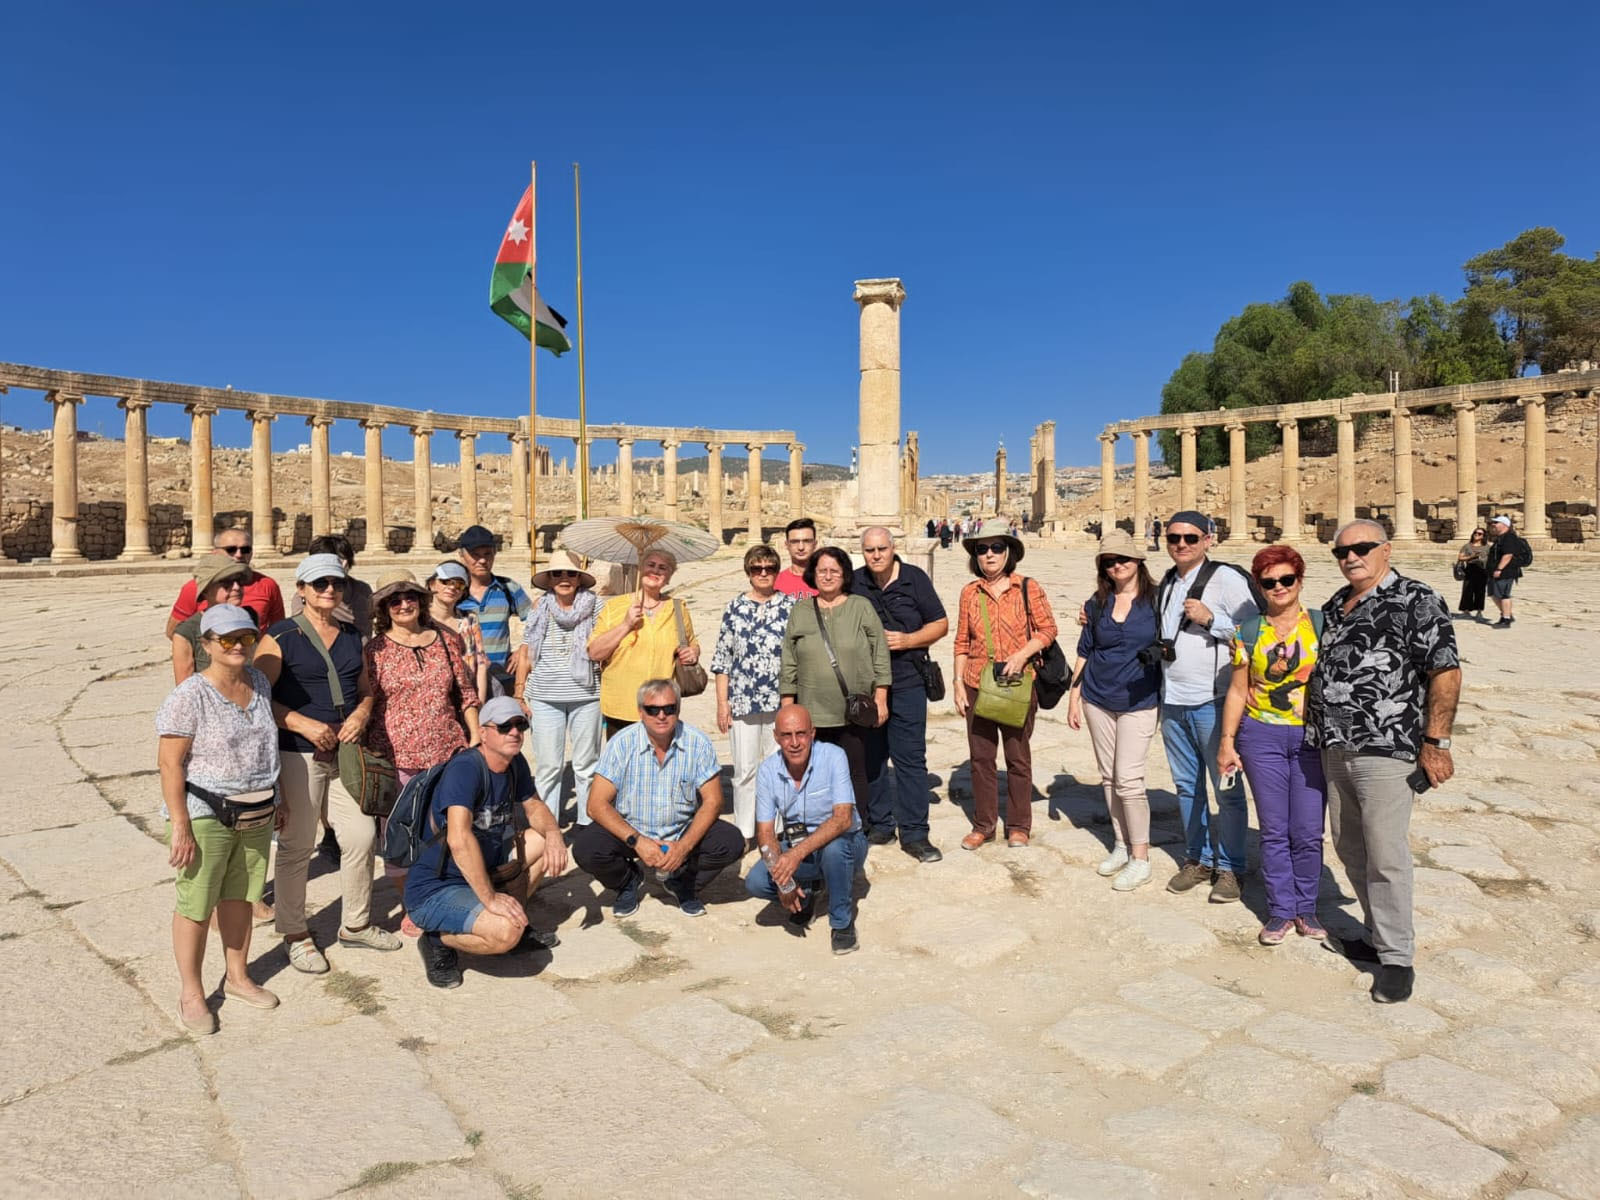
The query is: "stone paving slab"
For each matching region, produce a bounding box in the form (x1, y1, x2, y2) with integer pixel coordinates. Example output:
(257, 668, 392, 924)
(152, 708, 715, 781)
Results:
(346, 1163, 507, 1199)
(1247, 1012, 1398, 1081)
(1116, 967, 1266, 1033)
(0, 815, 174, 903)
(626, 995, 769, 1070)
(1015, 1140, 1166, 1199)
(1175, 1044, 1341, 1118)
(858, 1085, 1027, 1183)
(1529, 1114, 1600, 1200)
(1105, 1104, 1283, 1174)
(1438, 1025, 1600, 1106)
(1316, 1095, 1512, 1199)
(1042, 1002, 1209, 1079)
(1382, 1053, 1562, 1143)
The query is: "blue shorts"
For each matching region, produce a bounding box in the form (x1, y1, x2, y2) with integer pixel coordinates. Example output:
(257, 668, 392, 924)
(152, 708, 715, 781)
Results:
(405, 882, 485, 935)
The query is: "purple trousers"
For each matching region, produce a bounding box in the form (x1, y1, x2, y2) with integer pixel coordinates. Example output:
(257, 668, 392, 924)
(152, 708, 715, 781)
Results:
(1236, 716, 1327, 919)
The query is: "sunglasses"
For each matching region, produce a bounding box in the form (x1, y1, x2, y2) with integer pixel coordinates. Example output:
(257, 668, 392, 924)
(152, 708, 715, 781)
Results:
(748, 564, 778, 575)
(220, 545, 253, 558)
(1259, 573, 1298, 590)
(437, 577, 466, 590)
(307, 577, 345, 592)
(385, 593, 420, 607)
(489, 719, 529, 734)
(211, 631, 258, 651)
(1331, 541, 1384, 561)
(1166, 533, 1203, 545)
(972, 541, 1010, 556)
(1100, 555, 1139, 568)
(548, 570, 579, 579)
(640, 703, 679, 717)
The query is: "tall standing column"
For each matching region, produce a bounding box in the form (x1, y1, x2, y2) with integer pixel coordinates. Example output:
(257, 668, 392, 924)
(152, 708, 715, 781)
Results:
(1038, 420, 1057, 525)
(48, 391, 85, 561)
(1132, 430, 1150, 542)
(1178, 427, 1198, 511)
(1391, 405, 1416, 542)
(617, 437, 635, 515)
(118, 397, 154, 559)
(509, 430, 529, 549)
(853, 277, 907, 528)
(789, 442, 805, 517)
(361, 420, 385, 554)
(1227, 422, 1247, 542)
(746, 443, 764, 542)
(661, 439, 680, 520)
(994, 445, 1008, 516)
(1453, 400, 1478, 533)
(457, 431, 479, 527)
(411, 425, 434, 555)
(1098, 433, 1117, 535)
(188, 404, 217, 548)
(1522, 394, 1548, 540)
(309, 417, 334, 537)
(1279, 417, 1302, 541)
(249, 411, 275, 554)
(1335, 412, 1356, 528)
(1028, 432, 1041, 523)
(706, 442, 724, 542)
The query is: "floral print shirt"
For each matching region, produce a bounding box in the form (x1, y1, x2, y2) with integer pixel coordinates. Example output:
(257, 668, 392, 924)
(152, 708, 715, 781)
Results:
(711, 592, 795, 718)
(364, 630, 480, 771)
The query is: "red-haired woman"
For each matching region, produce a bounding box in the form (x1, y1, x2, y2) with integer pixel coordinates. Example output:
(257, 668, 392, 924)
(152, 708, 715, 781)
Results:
(1217, 545, 1328, 945)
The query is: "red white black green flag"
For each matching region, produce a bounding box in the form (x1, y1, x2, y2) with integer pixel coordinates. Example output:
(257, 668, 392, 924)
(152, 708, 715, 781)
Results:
(488, 185, 571, 355)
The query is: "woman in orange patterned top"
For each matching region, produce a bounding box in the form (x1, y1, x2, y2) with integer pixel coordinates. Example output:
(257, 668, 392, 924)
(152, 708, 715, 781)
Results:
(951, 519, 1058, 849)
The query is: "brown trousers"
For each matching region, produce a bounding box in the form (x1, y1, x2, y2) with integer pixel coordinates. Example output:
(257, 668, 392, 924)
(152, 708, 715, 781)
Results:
(964, 683, 1037, 836)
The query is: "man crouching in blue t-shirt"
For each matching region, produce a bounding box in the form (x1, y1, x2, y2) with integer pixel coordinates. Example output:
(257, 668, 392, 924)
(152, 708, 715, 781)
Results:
(406, 696, 568, 989)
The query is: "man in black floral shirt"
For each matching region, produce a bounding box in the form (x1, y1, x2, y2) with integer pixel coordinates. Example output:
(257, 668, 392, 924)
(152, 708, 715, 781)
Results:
(1307, 520, 1461, 1004)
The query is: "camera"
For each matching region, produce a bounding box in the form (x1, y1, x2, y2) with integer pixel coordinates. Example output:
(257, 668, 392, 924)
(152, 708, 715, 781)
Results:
(1136, 639, 1176, 669)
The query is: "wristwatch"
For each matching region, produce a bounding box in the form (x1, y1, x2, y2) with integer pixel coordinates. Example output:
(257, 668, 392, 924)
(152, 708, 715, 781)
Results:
(624, 833, 639, 847)
(1422, 736, 1452, 750)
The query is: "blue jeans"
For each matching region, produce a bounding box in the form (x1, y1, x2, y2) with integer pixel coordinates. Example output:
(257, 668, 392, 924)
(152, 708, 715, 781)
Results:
(1160, 699, 1247, 874)
(527, 697, 601, 825)
(745, 830, 868, 930)
(866, 683, 932, 844)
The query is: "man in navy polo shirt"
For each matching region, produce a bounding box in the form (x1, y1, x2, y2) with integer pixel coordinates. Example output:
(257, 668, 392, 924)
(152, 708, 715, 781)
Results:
(853, 526, 948, 863)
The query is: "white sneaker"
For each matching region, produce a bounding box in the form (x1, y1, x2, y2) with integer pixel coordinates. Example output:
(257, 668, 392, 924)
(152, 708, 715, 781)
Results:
(1112, 858, 1153, 892)
(1096, 845, 1130, 876)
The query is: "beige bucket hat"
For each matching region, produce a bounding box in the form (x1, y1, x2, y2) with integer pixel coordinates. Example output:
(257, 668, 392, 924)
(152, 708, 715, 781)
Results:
(531, 549, 597, 592)
(961, 517, 1025, 563)
(371, 568, 428, 604)
(1095, 531, 1148, 562)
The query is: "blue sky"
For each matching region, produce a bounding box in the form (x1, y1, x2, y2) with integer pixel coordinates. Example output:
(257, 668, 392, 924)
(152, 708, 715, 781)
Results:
(3, 1, 1597, 473)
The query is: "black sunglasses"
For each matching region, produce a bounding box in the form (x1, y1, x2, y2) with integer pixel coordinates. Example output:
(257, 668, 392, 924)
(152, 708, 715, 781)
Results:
(640, 703, 679, 717)
(307, 577, 345, 592)
(221, 545, 253, 558)
(1100, 555, 1139, 568)
(548, 570, 579, 579)
(1259, 573, 1298, 590)
(972, 541, 1010, 556)
(748, 564, 778, 575)
(1331, 541, 1383, 561)
(490, 718, 529, 734)
(1166, 533, 1203, 545)
(384, 592, 420, 606)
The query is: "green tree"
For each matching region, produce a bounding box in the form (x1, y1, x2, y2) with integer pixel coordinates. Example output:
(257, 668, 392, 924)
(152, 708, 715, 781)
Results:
(1463, 227, 1568, 374)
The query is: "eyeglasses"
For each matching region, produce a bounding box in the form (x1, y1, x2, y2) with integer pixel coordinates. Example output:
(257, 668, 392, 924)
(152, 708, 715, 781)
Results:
(1331, 541, 1384, 561)
(640, 703, 679, 717)
(748, 564, 778, 575)
(548, 570, 579, 579)
(220, 545, 253, 558)
(489, 719, 529, 734)
(1166, 533, 1203, 545)
(307, 577, 345, 592)
(973, 542, 1010, 556)
(211, 631, 258, 651)
(1100, 556, 1138, 568)
(385, 593, 420, 607)
(1259, 573, 1299, 590)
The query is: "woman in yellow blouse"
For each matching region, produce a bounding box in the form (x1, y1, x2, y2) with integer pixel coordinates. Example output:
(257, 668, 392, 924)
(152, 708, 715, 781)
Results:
(1217, 545, 1328, 946)
(588, 549, 701, 734)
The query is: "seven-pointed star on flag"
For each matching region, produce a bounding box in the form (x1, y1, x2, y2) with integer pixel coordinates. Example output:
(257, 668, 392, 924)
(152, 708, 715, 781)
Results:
(504, 218, 528, 244)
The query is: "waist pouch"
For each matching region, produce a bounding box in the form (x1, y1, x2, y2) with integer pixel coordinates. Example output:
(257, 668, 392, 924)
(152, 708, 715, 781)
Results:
(186, 783, 277, 831)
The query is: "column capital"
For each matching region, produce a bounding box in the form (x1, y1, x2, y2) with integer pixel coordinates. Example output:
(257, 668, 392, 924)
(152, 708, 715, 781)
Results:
(1278, 416, 1298, 430)
(1517, 394, 1547, 410)
(1451, 399, 1476, 413)
(45, 390, 84, 407)
(789, 442, 805, 454)
(705, 440, 723, 454)
(1130, 428, 1149, 441)
(307, 415, 335, 429)
(117, 395, 154, 412)
(410, 423, 434, 437)
(247, 409, 276, 424)
(1223, 421, 1245, 434)
(1178, 426, 1196, 440)
(358, 417, 385, 431)
(852, 277, 906, 309)
(1334, 411, 1354, 426)
(616, 435, 635, 448)
(508, 430, 527, 445)
(185, 403, 219, 418)
(455, 429, 477, 442)
(746, 442, 764, 454)
(1098, 431, 1118, 445)
(661, 438, 680, 449)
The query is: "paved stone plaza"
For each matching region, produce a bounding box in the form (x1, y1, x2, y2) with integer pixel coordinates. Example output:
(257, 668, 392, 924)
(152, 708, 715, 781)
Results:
(2, 546, 1597, 1199)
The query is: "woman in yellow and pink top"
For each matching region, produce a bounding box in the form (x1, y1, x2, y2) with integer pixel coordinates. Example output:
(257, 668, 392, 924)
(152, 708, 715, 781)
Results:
(587, 549, 700, 735)
(1217, 545, 1328, 946)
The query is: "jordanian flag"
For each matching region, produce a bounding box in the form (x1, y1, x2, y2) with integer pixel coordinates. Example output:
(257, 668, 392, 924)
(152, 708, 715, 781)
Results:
(488, 186, 572, 355)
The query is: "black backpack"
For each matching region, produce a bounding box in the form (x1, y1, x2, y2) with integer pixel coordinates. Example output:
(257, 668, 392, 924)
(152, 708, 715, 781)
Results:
(380, 748, 493, 871)
(1156, 559, 1265, 633)
(1513, 537, 1533, 569)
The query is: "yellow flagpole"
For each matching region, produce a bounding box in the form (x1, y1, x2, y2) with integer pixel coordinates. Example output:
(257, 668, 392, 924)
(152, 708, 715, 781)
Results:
(527, 160, 539, 575)
(574, 161, 590, 519)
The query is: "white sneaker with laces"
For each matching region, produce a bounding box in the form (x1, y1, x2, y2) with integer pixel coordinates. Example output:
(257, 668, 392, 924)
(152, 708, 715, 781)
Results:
(1112, 858, 1153, 892)
(1096, 845, 1130, 877)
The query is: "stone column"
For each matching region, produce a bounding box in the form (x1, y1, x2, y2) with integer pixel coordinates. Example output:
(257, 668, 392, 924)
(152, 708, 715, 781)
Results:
(1098, 433, 1117, 536)
(362, 420, 385, 554)
(48, 391, 85, 561)
(1279, 417, 1302, 541)
(308, 417, 334, 537)
(1453, 400, 1478, 533)
(1038, 420, 1058, 524)
(616, 437, 635, 515)
(1391, 405, 1416, 542)
(662, 439, 680, 520)
(509, 431, 529, 548)
(249, 411, 275, 554)
(457, 431, 479, 527)
(1131, 430, 1150, 542)
(411, 425, 434, 555)
(1227, 422, 1247, 543)
(788, 442, 804, 517)
(706, 441, 724, 542)
(853, 277, 906, 528)
(1335, 412, 1356, 528)
(116, 397, 155, 559)
(1522, 394, 1548, 540)
(188, 404, 217, 548)
(1178, 427, 1198, 511)
(746, 442, 763, 542)
(994, 445, 1008, 516)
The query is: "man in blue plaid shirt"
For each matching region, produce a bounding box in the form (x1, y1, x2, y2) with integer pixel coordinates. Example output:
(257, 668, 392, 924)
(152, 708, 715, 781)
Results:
(573, 679, 743, 918)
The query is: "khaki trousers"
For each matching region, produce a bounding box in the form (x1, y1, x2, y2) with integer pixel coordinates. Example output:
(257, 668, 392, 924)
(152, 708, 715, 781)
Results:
(1083, 701, 1158, 847)
(275, 750, 377, 938)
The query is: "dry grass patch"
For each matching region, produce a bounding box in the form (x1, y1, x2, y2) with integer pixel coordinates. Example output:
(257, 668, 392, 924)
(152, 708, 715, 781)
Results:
(325, 970, 384, 1016)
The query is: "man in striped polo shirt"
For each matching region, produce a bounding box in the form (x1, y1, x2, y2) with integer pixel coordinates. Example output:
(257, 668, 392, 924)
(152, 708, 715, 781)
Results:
(454, 525, 533, 697)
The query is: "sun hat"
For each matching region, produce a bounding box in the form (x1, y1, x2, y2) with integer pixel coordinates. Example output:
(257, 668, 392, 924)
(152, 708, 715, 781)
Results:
(294, 553, 347, 585)
(1491, 514, 1511, 527)
(371, 568, 428, 604)
(479, 696, 526, 728)
(199, 604, 257, 638)
(431, 560, 469, 584)
(532, 549, 596, 592)
(193, 558, 251, 599)
(1095, 531, 1148, 562)
(961, 517, 1025, 563)
(456, 525, 497, 550)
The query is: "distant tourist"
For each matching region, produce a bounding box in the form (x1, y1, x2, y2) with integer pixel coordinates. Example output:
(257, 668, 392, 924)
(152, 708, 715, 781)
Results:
(588, 548, 701, 734)
(775, 517, 820, 598)
(1486, 514, 1530, 628)
(454, 525, 533, 695)
(1454, 527, 1490, 618)
(165, 528, 285, 638)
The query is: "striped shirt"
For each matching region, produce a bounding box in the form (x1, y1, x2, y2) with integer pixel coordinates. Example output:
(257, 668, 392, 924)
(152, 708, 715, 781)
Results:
(952, 574, 1057, 690)
(595, 719, 720, 840)
(456, 576, 533, 668)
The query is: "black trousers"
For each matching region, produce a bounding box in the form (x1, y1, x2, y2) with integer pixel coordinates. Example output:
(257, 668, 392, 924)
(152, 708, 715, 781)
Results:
(816, 724, 872, 827)
(573, 818, 744, 896)
(1458, 566, 1487, 613)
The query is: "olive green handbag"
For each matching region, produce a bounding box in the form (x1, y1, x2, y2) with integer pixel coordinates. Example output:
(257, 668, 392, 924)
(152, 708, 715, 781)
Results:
(973, 592, 1034, 728)
(292, 615, 398, 818)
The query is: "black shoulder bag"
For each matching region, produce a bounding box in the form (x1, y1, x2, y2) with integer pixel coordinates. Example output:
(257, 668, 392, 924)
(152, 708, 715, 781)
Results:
(1021, 577, 1070, 710)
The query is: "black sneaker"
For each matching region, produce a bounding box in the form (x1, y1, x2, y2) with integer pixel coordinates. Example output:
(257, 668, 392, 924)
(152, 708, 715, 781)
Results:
(1493, 617, 1513, 628)
(786, 889, 817, 931)
(831, 923, 859, 955)
(1323, 934, 1381, 963)
(511, 926, 560, 953)
(1372, 964, 1415, 1004)
(901, 840, 943, 863)
(866, 827, 897, 846)
(419, 932, 462, 989)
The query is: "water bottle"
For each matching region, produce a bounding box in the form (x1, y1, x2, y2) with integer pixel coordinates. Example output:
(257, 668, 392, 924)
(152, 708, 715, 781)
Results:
(654, 844, 673, 882)
(759, 841, 799, 897)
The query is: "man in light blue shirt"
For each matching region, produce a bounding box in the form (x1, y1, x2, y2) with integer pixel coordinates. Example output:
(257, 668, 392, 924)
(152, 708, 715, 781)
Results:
(574, 679, 742, 919)
(744, 704, 869, 955)
(1156, 510, 1259, 903)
